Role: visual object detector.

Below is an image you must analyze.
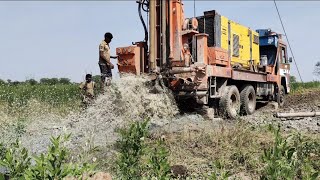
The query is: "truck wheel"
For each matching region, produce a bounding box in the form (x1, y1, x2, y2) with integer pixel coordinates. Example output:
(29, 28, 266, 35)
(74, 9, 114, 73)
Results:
(219, 85, 240, 119)
(240, 85, 256, 115)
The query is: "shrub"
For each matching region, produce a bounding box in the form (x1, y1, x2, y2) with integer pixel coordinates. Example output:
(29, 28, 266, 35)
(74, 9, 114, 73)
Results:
(115, 119, 171, 180)
(115, 119, 149, 179)
(261, 125, 319, 180)
(205, 160, 231, 180)
(0, 140, 31, 178)
(146, 138, 171, 179)
(0, 134, 95, 179)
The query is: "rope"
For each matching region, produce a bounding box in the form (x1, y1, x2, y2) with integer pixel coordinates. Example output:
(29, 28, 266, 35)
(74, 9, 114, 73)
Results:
(274, 0, 303, 82)
(193, 0, 196, 17)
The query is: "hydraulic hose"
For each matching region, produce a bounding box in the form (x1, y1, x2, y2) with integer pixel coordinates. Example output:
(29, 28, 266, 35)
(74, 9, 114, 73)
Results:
(138, 0, 149, 43)
(137, 0, 149, 71)
(141, 0, 149, 13)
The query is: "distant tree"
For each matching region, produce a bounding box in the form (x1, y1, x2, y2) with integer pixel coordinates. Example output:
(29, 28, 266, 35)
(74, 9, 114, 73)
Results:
(40, 78, 49, 84)
(314, 61, 320, 77)
(7, 79, 11, 84)
(0, 79, 6, 85)
(12, 81, 20, 85)
(40, 78, 59, 85)
(26, 79, 38, 85)
(290, 76, 297, 83)
(50, 78, 59, 85)
(59, 78, 71, 84)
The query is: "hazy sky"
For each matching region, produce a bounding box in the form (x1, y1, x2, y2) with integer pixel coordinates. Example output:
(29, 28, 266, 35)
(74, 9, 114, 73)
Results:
(0, 0, 319, 82)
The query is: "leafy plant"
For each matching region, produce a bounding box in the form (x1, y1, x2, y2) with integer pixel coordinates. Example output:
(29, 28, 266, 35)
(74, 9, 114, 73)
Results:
(13, 118, 27, 138)
(25, 134, 95, 179)
(146, 138, 171, 179)
(115, 119, 172, 180)
(260, 124, 319, 180)
(0, 134, 95, 179)
(205, 160, 231, 180)
(115, 119, 150, 180)
(0, 140, 31, 178)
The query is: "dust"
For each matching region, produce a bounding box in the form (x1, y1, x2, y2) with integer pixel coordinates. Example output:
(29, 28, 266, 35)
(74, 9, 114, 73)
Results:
(16, 74, 204, 154)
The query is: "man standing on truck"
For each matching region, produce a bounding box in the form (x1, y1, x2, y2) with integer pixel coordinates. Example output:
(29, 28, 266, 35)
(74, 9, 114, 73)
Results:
(99, 32, 118, 92)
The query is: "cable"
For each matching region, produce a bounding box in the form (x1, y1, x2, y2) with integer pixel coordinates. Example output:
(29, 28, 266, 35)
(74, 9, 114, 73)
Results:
(141, 0, 149, 12)
(193, 0, 196, 17)
(273, 0, 303, 82)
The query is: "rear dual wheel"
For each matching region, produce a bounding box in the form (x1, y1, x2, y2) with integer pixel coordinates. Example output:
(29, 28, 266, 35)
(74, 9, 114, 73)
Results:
(219, 85, 241, 119)
(218, 85, 257, 119)
(240, 85, 256, 115)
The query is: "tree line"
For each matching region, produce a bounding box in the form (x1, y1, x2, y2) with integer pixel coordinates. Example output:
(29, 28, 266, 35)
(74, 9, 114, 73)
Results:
(0, 78, 73, 86)
(0, 75, 102, 86)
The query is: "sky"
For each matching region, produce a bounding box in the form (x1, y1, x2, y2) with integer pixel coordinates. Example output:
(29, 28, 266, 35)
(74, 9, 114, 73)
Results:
(0, 0, 319, 82)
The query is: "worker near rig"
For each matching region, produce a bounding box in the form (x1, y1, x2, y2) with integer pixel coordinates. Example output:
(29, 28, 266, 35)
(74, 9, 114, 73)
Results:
(98, 32, 117, 92)
(79, 74, 96, 107)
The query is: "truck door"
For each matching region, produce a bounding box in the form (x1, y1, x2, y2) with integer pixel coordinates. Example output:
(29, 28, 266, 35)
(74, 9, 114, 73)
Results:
(279, 45, 291, 93)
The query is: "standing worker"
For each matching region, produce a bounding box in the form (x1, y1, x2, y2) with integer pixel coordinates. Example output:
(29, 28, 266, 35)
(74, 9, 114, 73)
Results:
(98, 32, 118, 92)
(79, 74, 96, 107)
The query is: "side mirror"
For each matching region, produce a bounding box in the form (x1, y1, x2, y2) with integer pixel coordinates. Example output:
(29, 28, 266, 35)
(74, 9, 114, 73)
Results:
(288, 57, 293, 63)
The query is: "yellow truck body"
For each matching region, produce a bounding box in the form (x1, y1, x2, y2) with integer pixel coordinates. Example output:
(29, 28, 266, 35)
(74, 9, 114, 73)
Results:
(221, 16, 260, 69)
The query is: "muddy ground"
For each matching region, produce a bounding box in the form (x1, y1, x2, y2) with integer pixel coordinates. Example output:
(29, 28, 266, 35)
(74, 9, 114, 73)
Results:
(245, 89, 320, 133)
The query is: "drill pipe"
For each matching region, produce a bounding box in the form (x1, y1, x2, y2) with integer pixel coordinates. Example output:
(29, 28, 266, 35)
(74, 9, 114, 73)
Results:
(276, 112, 320, 118)
(169, 67, 195, 74)
(149, 0, 156, 71)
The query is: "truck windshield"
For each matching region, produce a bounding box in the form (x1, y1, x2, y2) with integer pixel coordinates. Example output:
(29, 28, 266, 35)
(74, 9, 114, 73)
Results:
(260, 46, 277, 66)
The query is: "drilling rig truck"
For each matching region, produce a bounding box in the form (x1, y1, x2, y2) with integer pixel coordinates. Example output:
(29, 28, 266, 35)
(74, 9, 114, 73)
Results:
(116, 0, 292, 119)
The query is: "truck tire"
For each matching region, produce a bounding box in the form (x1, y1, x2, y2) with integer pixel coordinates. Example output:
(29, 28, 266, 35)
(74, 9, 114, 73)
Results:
(219, 85, 240, 119)
(240, 85, 256, 115)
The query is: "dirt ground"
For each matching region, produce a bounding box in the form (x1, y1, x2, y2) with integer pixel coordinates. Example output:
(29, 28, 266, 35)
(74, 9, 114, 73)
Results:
(156, 89, 320, 135)
(243, 89, 320, 133)
(283, 89, 320, 111)
(151, 89, 320, 178)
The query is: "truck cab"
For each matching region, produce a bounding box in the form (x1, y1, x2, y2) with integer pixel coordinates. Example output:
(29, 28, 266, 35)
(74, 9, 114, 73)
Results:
(257, 29, 291, 95)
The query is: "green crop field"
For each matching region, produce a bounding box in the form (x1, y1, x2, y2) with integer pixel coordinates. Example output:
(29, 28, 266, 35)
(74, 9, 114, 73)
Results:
(0, 83, 82, 117)
(291, 81, 320, 93)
